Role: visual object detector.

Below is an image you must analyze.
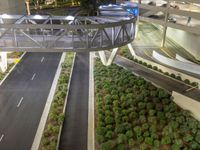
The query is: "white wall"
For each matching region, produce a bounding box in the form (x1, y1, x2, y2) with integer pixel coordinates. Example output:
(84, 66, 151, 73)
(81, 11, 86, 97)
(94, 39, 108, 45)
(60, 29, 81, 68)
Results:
(153, 51, 200, 75)
(0, 0, 25, 14)
(167, 27, 200, 61)
(172, 91, 200, 121)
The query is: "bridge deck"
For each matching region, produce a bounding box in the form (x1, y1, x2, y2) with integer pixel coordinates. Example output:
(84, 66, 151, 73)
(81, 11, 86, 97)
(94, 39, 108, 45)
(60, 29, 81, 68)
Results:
(0, 15, 136, 52)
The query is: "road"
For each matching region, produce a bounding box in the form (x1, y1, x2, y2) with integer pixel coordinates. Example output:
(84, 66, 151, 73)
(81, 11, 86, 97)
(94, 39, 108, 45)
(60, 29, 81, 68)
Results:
(0, 52, 61, 149)
(111, 53, 200, 101)
(132, 22, 200, 78)
(59, 52, 89, 150)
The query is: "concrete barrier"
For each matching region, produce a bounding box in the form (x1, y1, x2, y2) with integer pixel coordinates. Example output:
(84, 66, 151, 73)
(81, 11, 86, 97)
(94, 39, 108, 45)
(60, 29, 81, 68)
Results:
(172, 91, 200, 121)
(127, 44, 200, 89)
(175, 54, 195, 64)
(153, 51, 200, 75)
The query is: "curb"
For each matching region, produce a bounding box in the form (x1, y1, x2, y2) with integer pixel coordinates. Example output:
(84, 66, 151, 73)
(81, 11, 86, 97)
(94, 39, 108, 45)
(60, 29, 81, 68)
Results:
(31, 53, 66, 150)
(56, 52, 76, 150)
(88, 52, 95, 150)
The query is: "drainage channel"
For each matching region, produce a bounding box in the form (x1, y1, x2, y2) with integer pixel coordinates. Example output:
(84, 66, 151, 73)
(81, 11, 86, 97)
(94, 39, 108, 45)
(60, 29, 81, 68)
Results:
(59, 52, 89, 150)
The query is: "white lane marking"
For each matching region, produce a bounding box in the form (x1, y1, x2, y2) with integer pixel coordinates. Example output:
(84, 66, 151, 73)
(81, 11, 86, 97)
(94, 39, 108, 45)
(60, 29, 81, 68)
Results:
(0, 134, 4, 142)
(41, 57, 45, 63)
(31, 73, 36, 80)
(17, 97, 24, 108)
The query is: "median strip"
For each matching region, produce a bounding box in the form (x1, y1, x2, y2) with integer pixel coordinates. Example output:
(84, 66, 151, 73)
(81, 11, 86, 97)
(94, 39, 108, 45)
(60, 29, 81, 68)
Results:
(38, 52, 75, 150)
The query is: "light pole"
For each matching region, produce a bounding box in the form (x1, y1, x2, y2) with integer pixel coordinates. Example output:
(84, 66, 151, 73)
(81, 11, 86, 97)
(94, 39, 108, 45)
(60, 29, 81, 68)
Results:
(161, 0, 170, 47)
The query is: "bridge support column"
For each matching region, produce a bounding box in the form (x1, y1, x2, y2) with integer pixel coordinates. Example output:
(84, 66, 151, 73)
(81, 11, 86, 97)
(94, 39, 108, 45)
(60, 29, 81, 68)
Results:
(0, 52, 7, 72)
(127, 43, 136, 57)
(98, 48, 119, 66)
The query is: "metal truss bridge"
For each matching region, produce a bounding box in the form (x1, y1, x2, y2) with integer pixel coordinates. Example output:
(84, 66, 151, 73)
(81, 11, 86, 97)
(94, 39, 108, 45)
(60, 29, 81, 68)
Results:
(0, 14, 136, 52)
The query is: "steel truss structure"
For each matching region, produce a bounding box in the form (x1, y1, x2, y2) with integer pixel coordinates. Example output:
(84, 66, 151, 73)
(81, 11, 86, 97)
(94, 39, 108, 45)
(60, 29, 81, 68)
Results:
(0, 15, 136, 52)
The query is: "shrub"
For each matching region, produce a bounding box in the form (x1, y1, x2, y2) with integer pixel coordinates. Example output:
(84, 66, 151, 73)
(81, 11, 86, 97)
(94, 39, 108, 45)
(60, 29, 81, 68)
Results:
(140, 143, 148, 150)
(115, 124, 126, 134)
(105, 116, 114, 125)
(189, 141, 200, 149)
(184, 79, 190, 84)
(164, 72, 169, 76)
(161, 136, 171, 144)
(100, 140, 116, 150)
(126, 130, 133, 138)
(116, 144, 126, 150)
(139, 115, 147, 124)
(176, 76, 182, 81)
(96, 127, 107, 136)
(129, 112, 138, 120)
(144, 137, 153, 145)
(191, 82, 198, 87)
(158, 89, 168, 99)
(105, 131, 114, 139)
(149, 109, 156, 116)
(143, 62, 147, 66)
(155, 103, 163, 111)
(128, 139, 134, 147)
(147, 64, 152, 68)
(154, 140, 160, 147)
(143, 131, 150, 137)
(138, 102, 146, 109)
(134, 126, 142, 136)
(146, 102, 154, 110)
(158, 69, 163, 73)
(136, 135, 144, 143)
(117, 134, 127, 144)
(153, 66, 158, 70)
(142, 123, 149, 131)
(96, 134, 106, 144)
(170, 73, 176, 78)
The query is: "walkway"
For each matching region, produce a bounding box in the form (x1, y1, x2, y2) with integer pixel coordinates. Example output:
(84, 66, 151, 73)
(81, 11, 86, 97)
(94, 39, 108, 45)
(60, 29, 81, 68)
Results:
(59, 52, 89, 150)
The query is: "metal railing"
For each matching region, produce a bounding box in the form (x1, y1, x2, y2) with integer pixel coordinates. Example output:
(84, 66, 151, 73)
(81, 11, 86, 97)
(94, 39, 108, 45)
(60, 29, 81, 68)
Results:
(0, 15, 136, 52)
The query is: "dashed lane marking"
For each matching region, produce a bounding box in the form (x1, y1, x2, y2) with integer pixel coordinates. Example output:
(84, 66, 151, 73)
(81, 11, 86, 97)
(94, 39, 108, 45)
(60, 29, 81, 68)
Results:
(17, 97, 24, 108)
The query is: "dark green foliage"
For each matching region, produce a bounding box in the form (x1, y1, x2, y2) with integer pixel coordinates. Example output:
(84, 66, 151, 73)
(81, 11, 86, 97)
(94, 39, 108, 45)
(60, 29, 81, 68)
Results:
(116, 144, 126, 150)
(105, 131, 114, 139)
(176, 76, 182, 81)
(126, 130, 133, 138)
(153, 66, 158, 71)
(117, 134, 128, 144)
(94, 59, 200, 150)
(161, 136, 172, 144)
(170, 73, 176, 78)
(144, 137, 153, 145)
(100, 140, 116, 150)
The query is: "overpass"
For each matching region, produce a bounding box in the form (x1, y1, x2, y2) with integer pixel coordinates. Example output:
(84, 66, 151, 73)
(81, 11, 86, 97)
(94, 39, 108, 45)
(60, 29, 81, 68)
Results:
(0, 14, 136, 71)
(0, 14, 135, 52)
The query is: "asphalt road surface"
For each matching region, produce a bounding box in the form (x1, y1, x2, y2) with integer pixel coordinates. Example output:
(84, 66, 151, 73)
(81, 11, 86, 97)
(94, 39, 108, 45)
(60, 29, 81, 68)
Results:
(0, 52, 61, 150)
(112, 54, 200, 102)
(59, 52, 89, 150)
